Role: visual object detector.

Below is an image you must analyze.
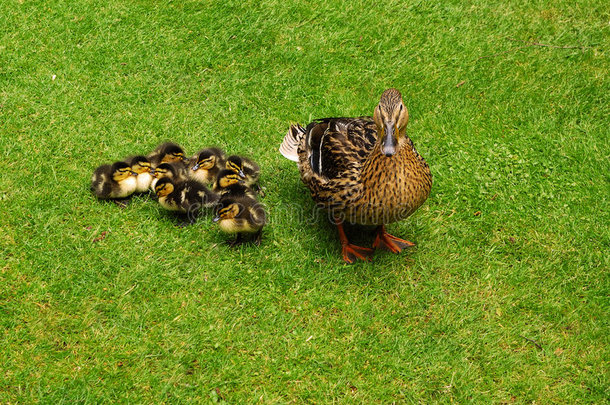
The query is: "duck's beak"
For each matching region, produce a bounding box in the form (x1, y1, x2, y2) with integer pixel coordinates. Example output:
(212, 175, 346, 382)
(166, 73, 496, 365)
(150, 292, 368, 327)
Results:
(238, 169, 246, 179)
(381, 122, 397, 157)
(212, 215, 220, 223)
(192, 163, 200, 171)
(131, 171, 138, 176)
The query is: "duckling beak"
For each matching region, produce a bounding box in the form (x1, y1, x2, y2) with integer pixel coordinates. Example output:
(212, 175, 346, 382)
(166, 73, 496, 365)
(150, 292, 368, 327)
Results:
(381, 122, 397, 157)
(238, 169, 246, 179)
(192, 163, 200, 171)
(212, 215, 220, 223)
(131, 171, 138, 176)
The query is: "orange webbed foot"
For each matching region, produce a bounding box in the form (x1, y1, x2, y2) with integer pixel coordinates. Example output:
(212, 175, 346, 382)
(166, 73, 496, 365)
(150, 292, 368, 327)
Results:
(373, 226, 415, 254)
(334, 219, 374, 264)
(341, 243, 374, 264)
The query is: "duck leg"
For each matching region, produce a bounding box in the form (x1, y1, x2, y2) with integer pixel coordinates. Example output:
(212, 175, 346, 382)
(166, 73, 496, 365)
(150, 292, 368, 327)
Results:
(228, 233, 244, 247)
(334, 219, 374, 263)
(373, 225, 415, 253)
(112, 198, 131, 209)
(253, 229, 263, 246)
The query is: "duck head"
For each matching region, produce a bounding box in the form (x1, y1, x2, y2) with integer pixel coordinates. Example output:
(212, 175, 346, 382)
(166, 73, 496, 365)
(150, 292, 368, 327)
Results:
(226, 156, 246, 178)
(213, 198, 242, 222)
(193, 150, 219, 171)
(111, 161, 137, 181)
(154, 177, 174, 198)
(216, 169, 245, 189)
(129, 156, 152, 175)
(373, 88, 409, 157)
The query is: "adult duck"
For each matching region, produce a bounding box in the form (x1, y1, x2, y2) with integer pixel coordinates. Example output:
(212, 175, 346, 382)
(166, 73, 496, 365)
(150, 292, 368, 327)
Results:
(279, 88, 432, 263)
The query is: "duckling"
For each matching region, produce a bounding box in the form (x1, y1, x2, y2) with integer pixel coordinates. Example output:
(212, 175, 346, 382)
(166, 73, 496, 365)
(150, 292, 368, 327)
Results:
(149, 162, 188, 191)
(226, 155, 260, 187)
(91, 161, 138, 200)
(125, 155, 153, 193)
(147, 142, 188, 167)
(213, 169, 258, 200)
(154, 177, 219, 224)
(188, 147, 226, 185)
(213, 196, 266, 246)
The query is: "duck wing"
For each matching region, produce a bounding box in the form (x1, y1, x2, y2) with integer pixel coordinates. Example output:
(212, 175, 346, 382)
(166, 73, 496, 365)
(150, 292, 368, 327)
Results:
(304, 117, 377, 179)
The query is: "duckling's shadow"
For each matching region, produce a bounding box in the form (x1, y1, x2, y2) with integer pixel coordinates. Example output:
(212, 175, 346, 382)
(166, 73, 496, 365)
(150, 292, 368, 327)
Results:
(340, 222, 379, 246)
(133, 190, 155, 203)
(156, 210, 212, 228)
(223, 230, 263, 248)
(92, 197, 133, 209)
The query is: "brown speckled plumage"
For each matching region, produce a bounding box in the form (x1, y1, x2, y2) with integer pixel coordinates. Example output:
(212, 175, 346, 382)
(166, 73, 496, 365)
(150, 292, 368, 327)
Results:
(287, 90, 431, 225)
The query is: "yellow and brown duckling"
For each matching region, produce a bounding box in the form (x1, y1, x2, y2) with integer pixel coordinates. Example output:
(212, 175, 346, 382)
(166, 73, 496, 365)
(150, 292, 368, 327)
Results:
(213, 169, 258, 200)
(149, 162, 188, 191)
(154, 177, 219, 223)
(213, 196, 266, 246)
(226, 155, 260, 187)
(125, 155, 153, 193)
(91, 161, 138, 200)
(188, 147, 226, 185)
(147, 142, 188, 167)
(280, 88, 432, 263)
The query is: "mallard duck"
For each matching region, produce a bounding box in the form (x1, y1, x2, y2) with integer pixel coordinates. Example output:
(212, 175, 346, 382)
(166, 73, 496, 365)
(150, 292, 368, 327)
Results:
(213, 169, 258, 200)
(213, 196, 266, 246)
(147, 142, 188, 167)
(226, 155, 260, 186)
(91, 161, 138, 199)
(279, 88, 432, 263)
(188, 147, 226, 185)
(149, 162, 188, 191)
(154, 177, 219, 223)
(125, 155, 153, 193)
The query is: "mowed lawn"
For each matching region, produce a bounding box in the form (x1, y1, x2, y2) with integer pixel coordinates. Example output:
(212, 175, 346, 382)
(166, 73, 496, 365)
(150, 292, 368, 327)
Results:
(1, 0, 608, 403)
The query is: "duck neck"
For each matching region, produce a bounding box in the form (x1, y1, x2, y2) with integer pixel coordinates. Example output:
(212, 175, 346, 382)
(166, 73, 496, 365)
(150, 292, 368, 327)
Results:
(361, 135, 410, 183)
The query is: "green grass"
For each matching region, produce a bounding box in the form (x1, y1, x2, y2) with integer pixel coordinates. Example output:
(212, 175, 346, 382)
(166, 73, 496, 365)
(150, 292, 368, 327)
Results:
(1, 0, 608, 402)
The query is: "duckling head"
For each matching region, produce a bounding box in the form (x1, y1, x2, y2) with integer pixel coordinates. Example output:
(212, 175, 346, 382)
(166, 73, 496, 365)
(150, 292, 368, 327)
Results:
(193, 150, 219, 171)
(111, 161, 137, 182)
(213, 198, 242, 222)
(216, 169, 245, 188)
(160, 143, 187, 164)
(154, 177, 175, 198)
(226, 156, 246, 178)
(373, 88, 409, 157)
(129, 156, 152, 175)
(151, 162, 178, 179)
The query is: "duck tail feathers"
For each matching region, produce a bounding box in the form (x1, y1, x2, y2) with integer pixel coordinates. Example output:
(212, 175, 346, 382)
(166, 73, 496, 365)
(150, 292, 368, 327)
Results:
(279, 124, 305, 162)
